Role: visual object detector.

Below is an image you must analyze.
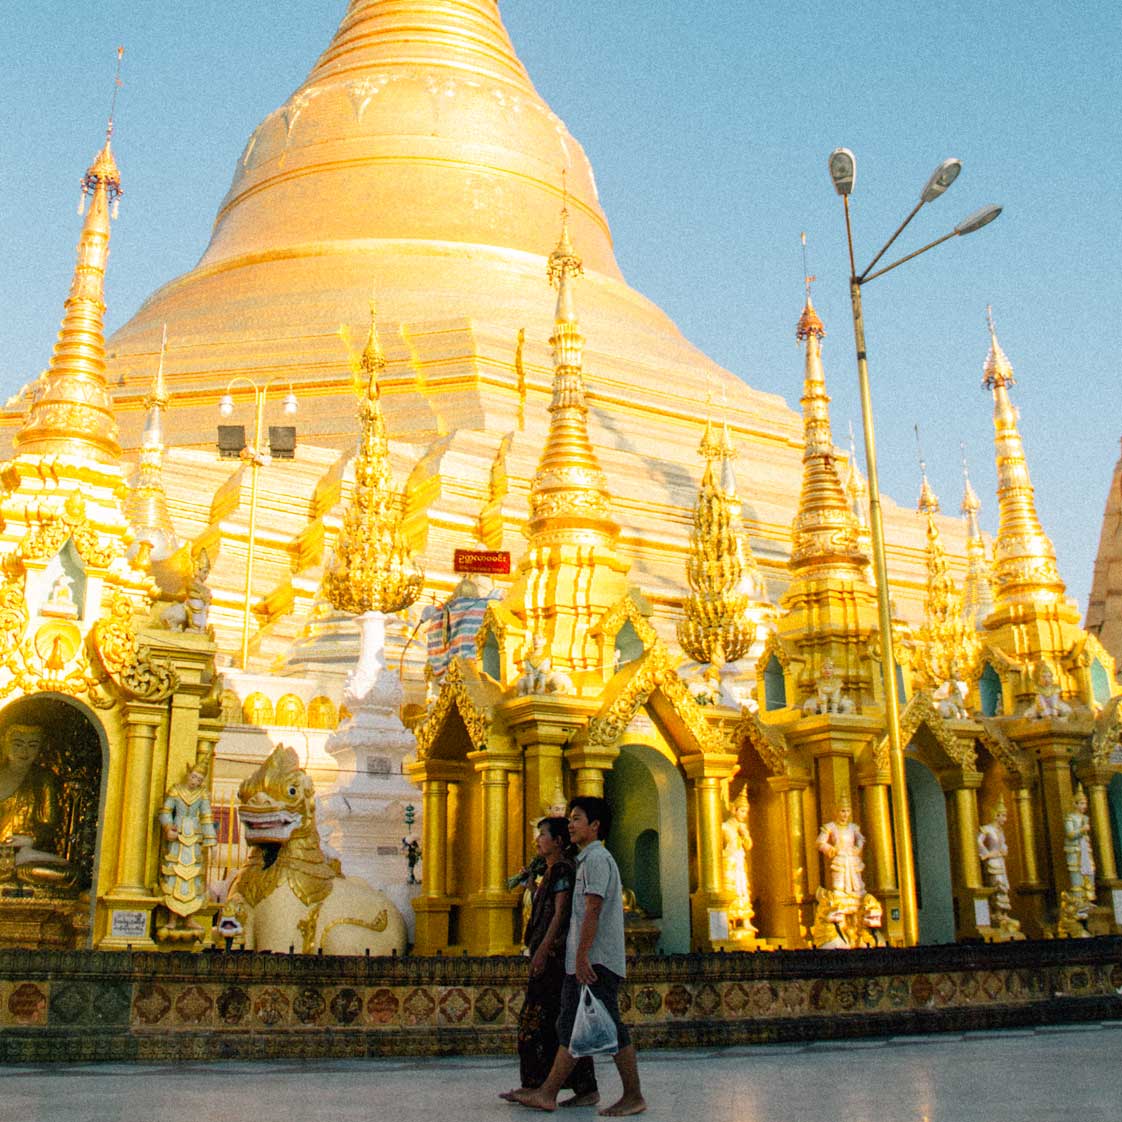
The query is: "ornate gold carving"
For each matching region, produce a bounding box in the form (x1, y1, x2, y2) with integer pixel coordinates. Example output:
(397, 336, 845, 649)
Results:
(593, 594, 659, 653)
(1091, 694, 1122, 765)
(19, 493, 116, 570)
(323, 300, 424, 617)
(678, 418, 768, 666)
(977, 718, 1026, 785)
(882, 692, 976, 771)
(91, 591, 178, 701)
(414, 657, 495, 759)
(732, 709, 788, 775)
(586, 641, 725, 755)
(913, 473, 977, 689)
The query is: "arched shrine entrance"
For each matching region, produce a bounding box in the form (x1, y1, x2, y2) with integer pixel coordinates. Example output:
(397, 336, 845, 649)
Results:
(604, 743, 690, 953)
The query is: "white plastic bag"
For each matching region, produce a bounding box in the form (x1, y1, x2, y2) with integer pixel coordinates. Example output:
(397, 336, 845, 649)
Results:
(568, 984, 618, 1057)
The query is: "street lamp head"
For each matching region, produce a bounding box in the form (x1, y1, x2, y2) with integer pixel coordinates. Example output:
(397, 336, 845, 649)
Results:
(283, 388, 298, 416)
(218, 393, 234, 417)
(828, 148, 856, 196)
(955, 204, 1002, 236)
(920, 158, 962, 203)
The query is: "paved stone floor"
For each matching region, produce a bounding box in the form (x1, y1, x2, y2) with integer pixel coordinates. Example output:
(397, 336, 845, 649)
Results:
(4, 1022, 1122, 1122)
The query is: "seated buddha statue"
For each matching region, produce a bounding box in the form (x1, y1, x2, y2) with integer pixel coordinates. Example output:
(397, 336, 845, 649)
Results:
(0, 723, 77, 889)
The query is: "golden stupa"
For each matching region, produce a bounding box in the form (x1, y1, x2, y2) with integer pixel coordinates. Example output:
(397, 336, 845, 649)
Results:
(0, 0, 958, 676)
(0, 0, 960, 673)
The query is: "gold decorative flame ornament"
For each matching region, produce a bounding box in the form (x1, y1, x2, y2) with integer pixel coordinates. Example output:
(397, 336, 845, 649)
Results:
(678, 417, 763, 666)
(323, 300, 423, 616)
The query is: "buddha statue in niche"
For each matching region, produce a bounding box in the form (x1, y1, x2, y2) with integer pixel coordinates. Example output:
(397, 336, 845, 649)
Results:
(0, 723, 77, 889)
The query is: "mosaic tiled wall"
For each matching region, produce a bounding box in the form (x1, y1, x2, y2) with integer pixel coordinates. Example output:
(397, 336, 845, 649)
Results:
(2, 941, 1120, 1062)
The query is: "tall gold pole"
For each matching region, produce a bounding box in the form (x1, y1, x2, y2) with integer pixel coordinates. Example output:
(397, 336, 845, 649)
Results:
(240, 386, 266, 670)
(843, 207, 919, 945)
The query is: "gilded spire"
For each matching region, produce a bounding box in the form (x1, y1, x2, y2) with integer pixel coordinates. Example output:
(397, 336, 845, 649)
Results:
(526, 208, 616, 545)
(789, 295, 867, 577)
(913, 452, 969, 687)
(982, 308, 1067, 612)
(14, 57, 124, 465)
(124, 325, 177, 561)
(678, 410, 767, 666)
(959, 450, 993, 628)
(844, 423, 872, 564)
(324, 300, 423, 615)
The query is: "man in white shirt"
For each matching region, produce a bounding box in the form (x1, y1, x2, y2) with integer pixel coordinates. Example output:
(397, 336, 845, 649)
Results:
(514, 796, 646, 1116)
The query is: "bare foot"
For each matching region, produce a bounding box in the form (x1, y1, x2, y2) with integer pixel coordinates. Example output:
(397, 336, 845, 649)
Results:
(513, 1088, 558, 1112)
(599, 1096, 647, 1116)
(500, 1089, 527, 1103)
(559, 1091, 600, 1108)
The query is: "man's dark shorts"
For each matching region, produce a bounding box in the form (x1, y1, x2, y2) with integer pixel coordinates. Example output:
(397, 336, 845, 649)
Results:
(556, 968, 631, 1052)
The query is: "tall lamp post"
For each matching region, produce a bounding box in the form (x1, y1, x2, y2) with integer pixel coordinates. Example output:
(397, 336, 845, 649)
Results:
(828, 149, 1001, 946)
(219, 377, 298, 670)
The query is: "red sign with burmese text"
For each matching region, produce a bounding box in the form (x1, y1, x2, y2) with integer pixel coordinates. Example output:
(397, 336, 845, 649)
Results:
(453, 549, 511, 575)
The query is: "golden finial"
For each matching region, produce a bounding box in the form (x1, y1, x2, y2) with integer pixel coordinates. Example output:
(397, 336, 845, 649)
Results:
(915, 425, 939, 515)
(79, 47, 124, 220)
(143, 325, 170, 440)
(795, 233, 825, 341)
(526, 208, 615, 544)
(912, 429, 970, 688)
(678, 385, 766, 666)
(959, 445, 993, 629)
(699, 389, 720, 460)
(323, 300, 423, 616)
(360, 288, 387, 381)
(982, 305, 1014, 389)
(547, 169, 583, 292)
(960, 444, 981, 518)
(14, 49, 125, 465)
(982, 311, 1068, 614)
(125, 324, 177, 561)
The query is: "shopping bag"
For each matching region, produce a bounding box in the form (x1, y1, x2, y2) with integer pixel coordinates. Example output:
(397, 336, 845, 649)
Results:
(568, 984, 619, 1057)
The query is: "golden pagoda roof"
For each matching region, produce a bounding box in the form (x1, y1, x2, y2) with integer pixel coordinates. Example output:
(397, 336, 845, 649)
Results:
(526, 217, 616, 546)
(13, 130, 122, 464)
(983, 310, 1069, 614)
(789, 296, 868, 579)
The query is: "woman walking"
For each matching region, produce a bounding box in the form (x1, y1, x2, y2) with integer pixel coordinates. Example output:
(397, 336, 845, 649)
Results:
(501, 817, 598, 1106)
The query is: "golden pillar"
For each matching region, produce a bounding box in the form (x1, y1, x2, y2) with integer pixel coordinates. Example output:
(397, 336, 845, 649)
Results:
(941, 770, 997, 940)
(950, 783, 984, 891)
(769, 774, 813, 947)
(858, 772, 897, 893)
(99, 705, 164, 950)
(564, 743, 619, 799)
(114, 707, 164, 894)
(422, 779, 449, 898)
(405, 758, 466, 954)
(1076, 765, 1120, 885)
(467, 749, 521, 956)
(1011, 783, 1047, 936)
(504, 695, 590, 864)
(682, 753, 738, 950)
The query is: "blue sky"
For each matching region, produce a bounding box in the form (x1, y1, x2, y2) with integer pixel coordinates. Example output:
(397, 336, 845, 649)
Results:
(2, 1, 1119, 612)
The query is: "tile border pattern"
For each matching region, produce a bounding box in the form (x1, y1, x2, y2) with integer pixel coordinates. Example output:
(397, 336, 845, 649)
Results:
(1, 940, 1120, 1062)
